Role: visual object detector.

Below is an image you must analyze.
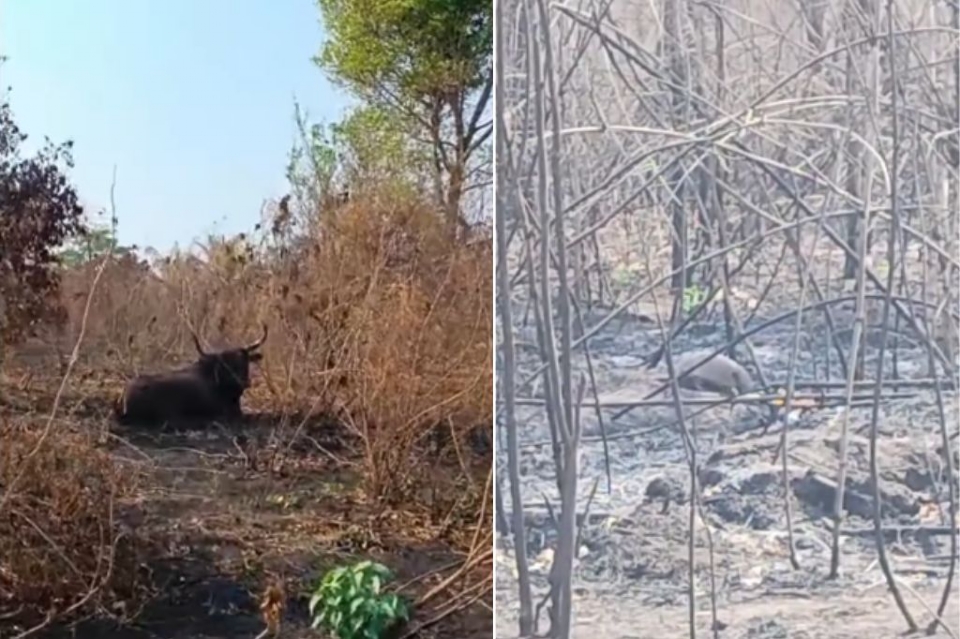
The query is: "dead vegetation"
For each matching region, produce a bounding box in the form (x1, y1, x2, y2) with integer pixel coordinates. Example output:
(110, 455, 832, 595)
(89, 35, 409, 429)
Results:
(0, 423, 148, 633)
(0, 191, 493, 637)
(496, 0, 957, 636)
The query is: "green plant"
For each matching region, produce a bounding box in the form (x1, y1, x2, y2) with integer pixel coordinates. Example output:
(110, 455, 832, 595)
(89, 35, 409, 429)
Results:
(59, 218, 133, 267)
(875, 258, 889, 278)
(682, 285, 705, 314)
(308, 560, 410, 639)
(315, 0, 492, 229)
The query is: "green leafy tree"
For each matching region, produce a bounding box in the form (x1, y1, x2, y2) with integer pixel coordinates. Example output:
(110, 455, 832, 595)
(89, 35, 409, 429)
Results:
(58, 219, 132, 268)
(315, 0, 493, 235)
(286, 102, 424, 216)
(285, 100, 340, 215)
(332, 104, 426, 191)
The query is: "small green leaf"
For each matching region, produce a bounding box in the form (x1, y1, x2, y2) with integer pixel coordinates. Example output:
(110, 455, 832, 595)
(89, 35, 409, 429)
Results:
(352, 571, 365, 590)
(379, 599, 395, 616)
(349, 597, 366, 615)
(354, 559, 373, 572)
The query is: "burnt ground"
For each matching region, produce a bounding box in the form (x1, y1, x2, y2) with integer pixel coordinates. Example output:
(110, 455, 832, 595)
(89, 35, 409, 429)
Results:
(495, 307, 960, 639)
(1, 354, 492, 639)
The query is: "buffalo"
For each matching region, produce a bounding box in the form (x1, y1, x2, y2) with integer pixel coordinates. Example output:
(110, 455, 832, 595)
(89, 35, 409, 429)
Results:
(113, 324, 268, 426)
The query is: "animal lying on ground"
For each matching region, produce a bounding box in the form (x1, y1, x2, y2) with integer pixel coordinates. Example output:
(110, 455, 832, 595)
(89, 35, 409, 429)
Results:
(658, 351, 754, 398)
(644, 476, 686, 514)
(113, 324, 268, 426)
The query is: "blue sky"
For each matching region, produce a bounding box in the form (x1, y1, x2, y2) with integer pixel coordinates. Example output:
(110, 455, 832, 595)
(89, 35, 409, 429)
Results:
(0, 1, 353, 254)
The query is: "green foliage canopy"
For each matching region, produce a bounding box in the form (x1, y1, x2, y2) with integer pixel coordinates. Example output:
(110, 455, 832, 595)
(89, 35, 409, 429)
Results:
(58, 220, 133, 268)
(316, 0, 492, 102)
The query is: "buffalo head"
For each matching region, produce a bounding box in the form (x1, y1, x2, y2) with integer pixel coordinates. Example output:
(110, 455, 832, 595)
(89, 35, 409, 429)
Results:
(190, 324, 267, 395)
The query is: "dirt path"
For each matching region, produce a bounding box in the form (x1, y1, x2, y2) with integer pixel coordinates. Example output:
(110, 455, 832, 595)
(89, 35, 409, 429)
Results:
(98, 421, 488, 639)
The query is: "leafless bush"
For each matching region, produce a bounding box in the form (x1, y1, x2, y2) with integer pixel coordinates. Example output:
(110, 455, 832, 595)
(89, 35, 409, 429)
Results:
(0, 422, 147, 633)
(497, 0, 957, 636)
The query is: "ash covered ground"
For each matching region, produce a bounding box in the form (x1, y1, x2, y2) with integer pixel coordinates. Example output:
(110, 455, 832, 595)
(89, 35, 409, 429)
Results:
(496, 306, 959, 639)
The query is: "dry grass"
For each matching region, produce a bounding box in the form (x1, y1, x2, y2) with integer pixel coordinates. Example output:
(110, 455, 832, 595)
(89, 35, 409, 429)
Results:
(58, 192, 492, 495)
(0, 421, 148, 632)
(0, 191, 493, 634)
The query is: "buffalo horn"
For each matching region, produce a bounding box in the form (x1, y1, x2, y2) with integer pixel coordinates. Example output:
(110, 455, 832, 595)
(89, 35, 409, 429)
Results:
(190, 331, 207, 356)
(245, 323, 268, 352)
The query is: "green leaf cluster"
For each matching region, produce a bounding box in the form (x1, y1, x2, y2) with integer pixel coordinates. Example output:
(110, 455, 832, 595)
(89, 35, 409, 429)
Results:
(332, 105, 424, 185)
(286, 102, 427, 210)
(316, 0, 492, 100)
(308, 560, 411, 639)
(682, 285, 706, 314)
(58, 221, 131, 268)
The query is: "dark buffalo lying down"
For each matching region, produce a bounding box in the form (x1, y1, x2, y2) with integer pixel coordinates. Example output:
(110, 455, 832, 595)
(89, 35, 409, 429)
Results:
(113, 325, 268, 426)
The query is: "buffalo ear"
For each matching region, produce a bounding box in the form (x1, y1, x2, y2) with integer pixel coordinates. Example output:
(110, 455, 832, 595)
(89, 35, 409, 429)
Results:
(249, 352, 263, 362)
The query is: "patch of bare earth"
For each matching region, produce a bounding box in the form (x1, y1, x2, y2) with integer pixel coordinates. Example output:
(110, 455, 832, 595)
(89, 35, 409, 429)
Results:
(494, 587, 958, 639)
(496, 303, 959, 639)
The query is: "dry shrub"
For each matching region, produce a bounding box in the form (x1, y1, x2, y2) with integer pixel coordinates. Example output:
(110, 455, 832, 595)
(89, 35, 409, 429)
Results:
(52, 192, 492, 501)
(317, 199, 492, 498)
(0, 424, 146, 630)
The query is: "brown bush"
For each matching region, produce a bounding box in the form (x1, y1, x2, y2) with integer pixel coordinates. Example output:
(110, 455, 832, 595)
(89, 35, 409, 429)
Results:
(53, 192, 492, 500)
(0, 423, 146, 630)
